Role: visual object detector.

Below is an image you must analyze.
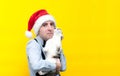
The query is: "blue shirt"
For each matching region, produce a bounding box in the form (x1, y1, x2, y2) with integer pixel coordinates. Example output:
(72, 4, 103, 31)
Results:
(26, 36, 66, 76)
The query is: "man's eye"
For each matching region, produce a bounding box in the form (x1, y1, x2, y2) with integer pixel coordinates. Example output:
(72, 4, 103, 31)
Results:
(42, 23, 47, 26)
(50, 23, 55, 26)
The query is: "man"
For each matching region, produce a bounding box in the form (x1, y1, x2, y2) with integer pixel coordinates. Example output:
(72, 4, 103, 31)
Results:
(25, 9, 66, 76)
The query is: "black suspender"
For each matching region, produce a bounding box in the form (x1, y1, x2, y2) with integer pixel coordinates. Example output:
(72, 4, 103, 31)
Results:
(34, 38, 46, 60)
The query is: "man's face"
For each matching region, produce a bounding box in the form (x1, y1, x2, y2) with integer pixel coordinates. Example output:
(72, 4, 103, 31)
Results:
(38, 20, 55, 41)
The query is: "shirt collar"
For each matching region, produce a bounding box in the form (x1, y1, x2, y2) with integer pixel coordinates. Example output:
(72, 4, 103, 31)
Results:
(36, 36, 44, 46)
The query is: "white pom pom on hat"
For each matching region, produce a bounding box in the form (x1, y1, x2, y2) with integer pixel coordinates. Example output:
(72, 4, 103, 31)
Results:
(25, 9, 56, 38)
(25, 31, 32, 38)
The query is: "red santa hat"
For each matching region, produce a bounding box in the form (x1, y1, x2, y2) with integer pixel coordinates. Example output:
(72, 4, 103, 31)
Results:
(25, 9, 56, 38)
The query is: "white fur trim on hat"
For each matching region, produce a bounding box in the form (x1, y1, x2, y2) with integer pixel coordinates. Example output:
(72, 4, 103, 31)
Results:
(33, 15, 56, 35)
(25, 31, 32, 38)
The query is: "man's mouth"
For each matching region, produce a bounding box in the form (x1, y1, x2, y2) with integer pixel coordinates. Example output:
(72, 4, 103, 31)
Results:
(47, 33, 53, 35)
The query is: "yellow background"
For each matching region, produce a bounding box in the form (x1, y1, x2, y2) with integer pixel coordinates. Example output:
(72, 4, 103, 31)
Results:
(0, 0, 120, 76)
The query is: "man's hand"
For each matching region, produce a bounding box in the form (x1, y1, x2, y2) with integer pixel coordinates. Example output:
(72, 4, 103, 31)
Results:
(56, 59, 61, 72)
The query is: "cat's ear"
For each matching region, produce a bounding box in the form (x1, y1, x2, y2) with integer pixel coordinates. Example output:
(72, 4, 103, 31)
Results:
(57, 47, 62, 54)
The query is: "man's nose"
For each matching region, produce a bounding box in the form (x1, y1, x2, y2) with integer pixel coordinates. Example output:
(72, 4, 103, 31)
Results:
(47, 24, 53, 30)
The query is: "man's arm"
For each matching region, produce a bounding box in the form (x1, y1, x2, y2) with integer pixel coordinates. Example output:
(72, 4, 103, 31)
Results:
(26, 40, 56, 72)
(60, 50, 66, 71)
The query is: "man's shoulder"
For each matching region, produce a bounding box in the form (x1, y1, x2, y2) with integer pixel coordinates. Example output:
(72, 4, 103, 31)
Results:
(27, 39, 35, 44)
(26, 39, 39, 47)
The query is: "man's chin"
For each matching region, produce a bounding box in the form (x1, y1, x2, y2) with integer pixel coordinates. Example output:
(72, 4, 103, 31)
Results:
(48, 36, 53, 39)
(45, 36, 52, 41)
(48, 35, 53, 38)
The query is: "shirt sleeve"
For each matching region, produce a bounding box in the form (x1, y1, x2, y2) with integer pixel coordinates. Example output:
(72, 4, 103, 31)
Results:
(60, 50, 67, 71)
(26, 40, 56, 72)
